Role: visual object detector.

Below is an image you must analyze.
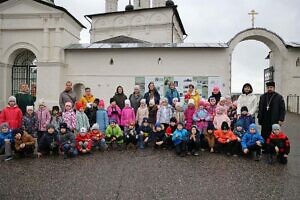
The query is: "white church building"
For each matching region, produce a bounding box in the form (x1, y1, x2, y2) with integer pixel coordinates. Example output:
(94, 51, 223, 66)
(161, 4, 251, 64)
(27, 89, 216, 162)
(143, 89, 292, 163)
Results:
(0, 0, 299, 108)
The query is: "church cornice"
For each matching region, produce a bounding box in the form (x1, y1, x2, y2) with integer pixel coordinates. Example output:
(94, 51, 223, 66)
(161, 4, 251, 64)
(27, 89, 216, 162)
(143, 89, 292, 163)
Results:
(85, 5, 186, 36)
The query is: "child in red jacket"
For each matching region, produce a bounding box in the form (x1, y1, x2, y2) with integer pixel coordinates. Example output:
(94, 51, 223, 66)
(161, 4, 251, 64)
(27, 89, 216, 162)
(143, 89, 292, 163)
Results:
(0, 96, 23, 130)
(76, 127, 92, 154)
(266, 124, 290, 164)
(89, 123, 107, 151)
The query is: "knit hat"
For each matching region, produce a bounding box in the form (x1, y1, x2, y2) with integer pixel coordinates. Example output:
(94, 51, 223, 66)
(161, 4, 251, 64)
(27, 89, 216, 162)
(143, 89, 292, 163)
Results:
(109, 119, 116, 124)
(76, 102, 83, 110)
(170, 117, 177, 123)
(213, 86, 220, 93)
(155, 122, 161, 128)
(38, 98, 46, 106)
(8, 96, 16, 102)
(207, 123, 215, 131)
(199, 100, 206, 107)
(241, 106, 248, 113)
(80, 127, 87, 133)
(59, 123, 68, 129)
(248, 123, 258, 132)
(149, 99, 155, 105)
(91, 123, 100, 130)
(125, 99, 131, 106)
(266, 81, 275, 87)
(172, 98, 179, 103)
(26, 106, 34, 111)
(0, 122, 9, 131)
(140, 99, 146, 104)
(221, 122, 229, 130)
(46, 124, 55, 130)
(161, 97, 168, 103)
(235, 120, 243, 128)
(94, 98, 100, 105)
(142, 118, 149, 123)
(98, 99, 105, 107)
(52, 106, 59, 112)
(272, 124, 281, 131)
(65, 102, 72, 107)
(188, 99, 195, 105)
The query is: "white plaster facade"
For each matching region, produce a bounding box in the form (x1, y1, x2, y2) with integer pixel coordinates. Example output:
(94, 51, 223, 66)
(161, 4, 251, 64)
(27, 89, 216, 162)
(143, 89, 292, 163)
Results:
(0, 0, 299, 109)
(88, 6, 186, 43)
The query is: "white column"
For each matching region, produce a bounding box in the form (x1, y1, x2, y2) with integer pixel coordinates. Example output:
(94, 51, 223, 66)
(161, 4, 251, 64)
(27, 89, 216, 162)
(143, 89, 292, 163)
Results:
(35, 62, 64, 108)
(53, 17, 62, 62)
(152, 0, 165, 7)
(42, 18, 49, 62)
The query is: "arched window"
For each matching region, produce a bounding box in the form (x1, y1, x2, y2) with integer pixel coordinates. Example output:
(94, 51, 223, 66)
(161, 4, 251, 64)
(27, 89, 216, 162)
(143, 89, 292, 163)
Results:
(12, 49, 37, 96)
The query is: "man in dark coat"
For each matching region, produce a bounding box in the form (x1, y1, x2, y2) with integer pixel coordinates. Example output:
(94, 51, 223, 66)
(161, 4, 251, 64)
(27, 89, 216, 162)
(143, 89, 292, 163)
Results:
(59, 81, 77, 112)
(258, 81, 286, 142)
(15, 83, 36, 115)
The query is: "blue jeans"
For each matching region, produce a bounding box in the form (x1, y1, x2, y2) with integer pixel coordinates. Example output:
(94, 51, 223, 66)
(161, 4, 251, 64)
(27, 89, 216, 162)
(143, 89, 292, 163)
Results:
(63, 144, 78, 157)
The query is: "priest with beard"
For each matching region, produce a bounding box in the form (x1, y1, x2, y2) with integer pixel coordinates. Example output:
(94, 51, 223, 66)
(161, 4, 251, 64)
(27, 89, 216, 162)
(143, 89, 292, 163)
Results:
(258, 81, 286, 143)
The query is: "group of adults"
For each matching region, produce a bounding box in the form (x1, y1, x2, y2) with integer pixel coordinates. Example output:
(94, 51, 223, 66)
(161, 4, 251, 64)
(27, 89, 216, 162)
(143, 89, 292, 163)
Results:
(12, 80, 286, 143)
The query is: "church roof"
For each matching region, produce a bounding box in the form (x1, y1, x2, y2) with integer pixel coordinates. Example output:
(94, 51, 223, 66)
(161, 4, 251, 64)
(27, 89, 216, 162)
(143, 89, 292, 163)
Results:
(95, 35, 150, 44)
(0, 0, 86, 28)
(85, 5, 186, 36)
(65, 42, 228, 50)
(286, 42, 300, 48)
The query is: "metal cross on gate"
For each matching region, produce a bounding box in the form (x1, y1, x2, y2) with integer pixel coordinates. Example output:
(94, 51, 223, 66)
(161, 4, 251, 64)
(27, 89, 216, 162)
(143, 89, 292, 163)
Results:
(248, 9, 258, 28)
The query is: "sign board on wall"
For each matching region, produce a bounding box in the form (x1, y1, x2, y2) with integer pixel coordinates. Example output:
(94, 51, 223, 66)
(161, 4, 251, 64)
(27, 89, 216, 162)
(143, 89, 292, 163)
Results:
(136, 76, 223, 100)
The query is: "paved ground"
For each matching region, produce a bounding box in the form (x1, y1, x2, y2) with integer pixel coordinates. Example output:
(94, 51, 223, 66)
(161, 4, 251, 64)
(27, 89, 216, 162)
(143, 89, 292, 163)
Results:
(0, 113, 299, 200)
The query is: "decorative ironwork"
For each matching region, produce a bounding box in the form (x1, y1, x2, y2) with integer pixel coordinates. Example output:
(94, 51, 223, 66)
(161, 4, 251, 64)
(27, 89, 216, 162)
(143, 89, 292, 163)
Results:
(12, 50, 37, 96)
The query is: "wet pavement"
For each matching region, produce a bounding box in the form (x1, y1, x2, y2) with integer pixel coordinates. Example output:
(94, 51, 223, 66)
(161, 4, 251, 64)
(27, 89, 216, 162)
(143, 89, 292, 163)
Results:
(0, 113, 299, 200)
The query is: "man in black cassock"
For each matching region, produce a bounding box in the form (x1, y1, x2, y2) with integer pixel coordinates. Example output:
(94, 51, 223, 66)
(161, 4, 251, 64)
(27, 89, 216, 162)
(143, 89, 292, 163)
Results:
(258, 81, 286, 142)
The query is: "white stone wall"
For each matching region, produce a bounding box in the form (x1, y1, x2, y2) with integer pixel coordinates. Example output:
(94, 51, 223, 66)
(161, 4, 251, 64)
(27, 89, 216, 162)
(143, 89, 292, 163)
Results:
(152, 0, 166, 7)
(63, 47, 229, 106)
(134, 0, 150, 9)
(90, 8, 184, 43)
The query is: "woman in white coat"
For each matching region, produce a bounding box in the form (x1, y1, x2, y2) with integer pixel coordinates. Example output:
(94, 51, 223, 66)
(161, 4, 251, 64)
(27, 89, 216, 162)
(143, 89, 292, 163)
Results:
(237, 83, 258, 119)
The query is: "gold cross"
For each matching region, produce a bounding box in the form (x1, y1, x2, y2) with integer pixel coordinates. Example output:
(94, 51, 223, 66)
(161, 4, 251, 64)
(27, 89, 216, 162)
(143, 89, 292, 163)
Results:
(248, 9, 258, 28)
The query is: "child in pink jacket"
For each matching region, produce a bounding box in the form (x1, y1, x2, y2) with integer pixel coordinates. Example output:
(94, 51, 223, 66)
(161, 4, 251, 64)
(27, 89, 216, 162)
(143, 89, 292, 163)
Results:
(62, 102, 76, 132)
(121, 100, 136, 131)
(36, 99, 51, 141)
(107, 98, 121, 125)
(184, 99, 196, 131)
(213, 106, 231, 130)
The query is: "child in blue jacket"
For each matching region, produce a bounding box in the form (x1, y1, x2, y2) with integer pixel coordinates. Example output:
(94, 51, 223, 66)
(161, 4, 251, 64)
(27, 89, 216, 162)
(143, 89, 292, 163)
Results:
(241, 123, 264, 161)
(0, 122, 14, 161)
(172, 122, 188, 156)
(239, 106, 255, 132)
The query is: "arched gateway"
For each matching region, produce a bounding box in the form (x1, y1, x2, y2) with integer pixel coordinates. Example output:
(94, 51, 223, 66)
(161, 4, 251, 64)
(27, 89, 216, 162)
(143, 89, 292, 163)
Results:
(228, 28, 288, 95)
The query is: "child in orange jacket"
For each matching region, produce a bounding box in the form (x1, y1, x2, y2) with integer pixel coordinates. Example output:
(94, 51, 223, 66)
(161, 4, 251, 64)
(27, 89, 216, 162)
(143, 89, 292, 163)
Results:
(76, 127, 92, 154)
(214, 121, 237, 155)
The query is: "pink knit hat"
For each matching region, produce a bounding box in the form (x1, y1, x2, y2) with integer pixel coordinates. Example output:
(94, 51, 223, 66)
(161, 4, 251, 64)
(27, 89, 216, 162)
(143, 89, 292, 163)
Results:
(98, 99, 105, 107)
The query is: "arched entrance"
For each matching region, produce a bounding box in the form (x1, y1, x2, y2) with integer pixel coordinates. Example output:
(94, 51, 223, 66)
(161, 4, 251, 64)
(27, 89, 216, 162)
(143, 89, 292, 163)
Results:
(11, 49, 37, 96)
(228, 28, 288, 95)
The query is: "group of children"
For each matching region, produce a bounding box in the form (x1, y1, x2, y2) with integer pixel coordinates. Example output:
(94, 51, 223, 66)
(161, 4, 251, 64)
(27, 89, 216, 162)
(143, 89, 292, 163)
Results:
(0, 90, 290, 164)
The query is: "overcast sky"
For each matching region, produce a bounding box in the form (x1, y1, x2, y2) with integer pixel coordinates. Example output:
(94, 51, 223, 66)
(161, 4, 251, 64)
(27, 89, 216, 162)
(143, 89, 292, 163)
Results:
(55, 0, 300, 94)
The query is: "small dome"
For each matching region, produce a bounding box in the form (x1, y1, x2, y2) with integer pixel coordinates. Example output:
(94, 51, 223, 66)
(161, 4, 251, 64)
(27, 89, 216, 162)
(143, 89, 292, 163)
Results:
(125, 4, 134, 11)
(166, 0, 175, 7)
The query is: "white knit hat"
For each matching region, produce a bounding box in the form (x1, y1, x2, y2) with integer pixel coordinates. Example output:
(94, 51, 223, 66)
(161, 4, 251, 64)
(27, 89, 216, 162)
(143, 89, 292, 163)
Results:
(8, 96, 16, 102)
(38, 98, 45, 106)
(80, 127, 87, 133)
(91, 123, 100, 130)
(26, 106, 34, 111)
(125, 99, 131, 106)
(188, 99, 195, 105)
(140, 99, 146, 104)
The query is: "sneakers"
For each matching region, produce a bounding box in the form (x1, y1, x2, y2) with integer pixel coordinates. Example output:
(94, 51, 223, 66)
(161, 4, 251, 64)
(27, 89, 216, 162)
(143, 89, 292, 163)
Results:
(4, 156, 13, 161)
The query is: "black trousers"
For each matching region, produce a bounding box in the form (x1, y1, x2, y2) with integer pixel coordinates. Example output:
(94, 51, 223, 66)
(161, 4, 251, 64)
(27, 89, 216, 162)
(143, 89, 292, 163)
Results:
(215, 141, 235, 154)
(124, 134, 138, 145)
(247, 144, 262, 155)
(175, 141, 187, 155)
(267, 144, 288, 164)
(187, 139, 200, 152)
